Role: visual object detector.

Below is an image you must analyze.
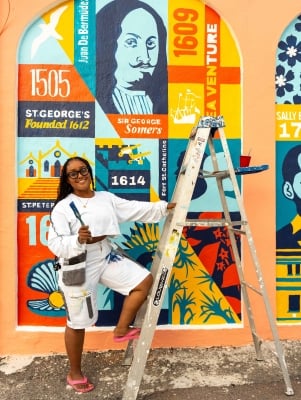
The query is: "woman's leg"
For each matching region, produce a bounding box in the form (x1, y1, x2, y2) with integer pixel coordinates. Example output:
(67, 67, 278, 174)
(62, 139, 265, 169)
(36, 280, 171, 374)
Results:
(65, 326, 94, 391)
(65, 325, 85, 379)
(60, 244, 103, 392)
(114, 273, 153, 337)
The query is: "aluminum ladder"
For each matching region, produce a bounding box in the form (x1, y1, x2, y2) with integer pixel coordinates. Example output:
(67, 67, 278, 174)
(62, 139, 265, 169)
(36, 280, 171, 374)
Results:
(121, 115, 294, 399)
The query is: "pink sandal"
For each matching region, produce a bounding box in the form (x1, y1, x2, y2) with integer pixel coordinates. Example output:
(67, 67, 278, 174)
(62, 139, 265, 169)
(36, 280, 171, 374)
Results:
(66, 375, 94, 393)
(113, 327, 141, 342)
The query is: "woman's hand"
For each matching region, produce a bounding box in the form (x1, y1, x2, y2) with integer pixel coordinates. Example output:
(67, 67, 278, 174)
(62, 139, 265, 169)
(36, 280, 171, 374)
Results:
(78, 225, 92, 244)
(167, 202, 176, 210)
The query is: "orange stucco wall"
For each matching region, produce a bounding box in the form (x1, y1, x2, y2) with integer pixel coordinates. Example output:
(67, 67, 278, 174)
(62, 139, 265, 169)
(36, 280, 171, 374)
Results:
(1, 0, 301, 355)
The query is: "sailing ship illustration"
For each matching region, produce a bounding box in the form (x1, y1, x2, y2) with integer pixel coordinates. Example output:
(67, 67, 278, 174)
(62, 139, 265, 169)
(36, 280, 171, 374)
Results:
(171, 89, 201, 124)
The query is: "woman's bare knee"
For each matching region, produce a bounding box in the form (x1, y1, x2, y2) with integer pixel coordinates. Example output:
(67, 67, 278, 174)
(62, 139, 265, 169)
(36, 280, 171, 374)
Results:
(142, 273, 153, 291)
(133, 273, 153, 294)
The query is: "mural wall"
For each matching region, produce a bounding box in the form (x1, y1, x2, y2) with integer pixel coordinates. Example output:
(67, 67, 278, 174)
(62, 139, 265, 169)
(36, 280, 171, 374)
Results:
(276, 15, 301, 323)
(17, 0, 242, 327)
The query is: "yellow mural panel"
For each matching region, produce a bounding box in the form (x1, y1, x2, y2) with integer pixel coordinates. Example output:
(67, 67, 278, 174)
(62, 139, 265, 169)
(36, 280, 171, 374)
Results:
(220, 85, 241, 139)
(220, 20, 240, 67)
(171, 237, 241, 325)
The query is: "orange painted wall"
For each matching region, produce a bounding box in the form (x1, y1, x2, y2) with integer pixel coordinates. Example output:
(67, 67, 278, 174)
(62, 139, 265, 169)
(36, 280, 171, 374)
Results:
(1, 0, 301, 355)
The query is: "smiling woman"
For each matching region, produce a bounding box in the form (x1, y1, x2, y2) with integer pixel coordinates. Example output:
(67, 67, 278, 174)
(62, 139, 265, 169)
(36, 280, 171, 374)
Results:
(47, 155, 175, 393)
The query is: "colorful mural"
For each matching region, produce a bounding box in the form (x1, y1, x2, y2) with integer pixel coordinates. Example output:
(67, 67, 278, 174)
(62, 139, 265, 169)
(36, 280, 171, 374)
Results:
(275, 15, 301, 323)
(17, 0, 242, 327)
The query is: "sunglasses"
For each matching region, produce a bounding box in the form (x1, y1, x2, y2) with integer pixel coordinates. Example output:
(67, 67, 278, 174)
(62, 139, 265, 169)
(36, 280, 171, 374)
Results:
(67, 166, 90, 179)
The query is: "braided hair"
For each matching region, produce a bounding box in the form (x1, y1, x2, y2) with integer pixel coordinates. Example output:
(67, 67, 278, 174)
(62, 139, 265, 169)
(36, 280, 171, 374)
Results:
(53, 157, 95, 207)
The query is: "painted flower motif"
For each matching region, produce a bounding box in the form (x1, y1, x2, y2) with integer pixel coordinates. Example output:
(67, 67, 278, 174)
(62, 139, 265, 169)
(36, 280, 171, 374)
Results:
(27, 259, 66, 316)
(275, 65, 294, 97)
(295, 16, 301, 32)
(278, 35, 301, 66)
(292, 94, 301, 104)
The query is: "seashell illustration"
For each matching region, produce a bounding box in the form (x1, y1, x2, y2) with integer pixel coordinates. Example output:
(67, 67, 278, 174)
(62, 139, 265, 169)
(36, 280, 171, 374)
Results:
(26, 259, 65, 316)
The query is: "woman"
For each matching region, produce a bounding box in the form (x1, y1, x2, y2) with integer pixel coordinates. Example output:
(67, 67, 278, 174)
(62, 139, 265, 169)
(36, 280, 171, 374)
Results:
(48, 156, 175, 393)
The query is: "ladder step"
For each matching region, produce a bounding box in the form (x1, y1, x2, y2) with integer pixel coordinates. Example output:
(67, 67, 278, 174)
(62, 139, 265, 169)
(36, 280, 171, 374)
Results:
(200, 170, 230, 179)
(177, 219, 247, 228)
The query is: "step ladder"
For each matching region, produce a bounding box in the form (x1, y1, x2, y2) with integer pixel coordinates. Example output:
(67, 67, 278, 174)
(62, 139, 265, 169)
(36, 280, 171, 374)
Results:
(121, 115, 294, 399)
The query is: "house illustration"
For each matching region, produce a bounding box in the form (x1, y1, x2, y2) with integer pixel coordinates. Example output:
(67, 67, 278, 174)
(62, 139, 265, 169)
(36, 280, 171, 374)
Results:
(18, 140, 93, 200)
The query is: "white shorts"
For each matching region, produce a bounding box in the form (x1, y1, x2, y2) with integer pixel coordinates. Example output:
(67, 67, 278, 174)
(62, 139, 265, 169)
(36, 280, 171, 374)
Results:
(58, 240, 151, 329)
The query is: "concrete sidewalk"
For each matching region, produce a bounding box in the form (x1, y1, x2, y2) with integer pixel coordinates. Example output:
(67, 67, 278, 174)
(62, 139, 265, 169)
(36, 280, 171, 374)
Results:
(1, 340, 301, 399)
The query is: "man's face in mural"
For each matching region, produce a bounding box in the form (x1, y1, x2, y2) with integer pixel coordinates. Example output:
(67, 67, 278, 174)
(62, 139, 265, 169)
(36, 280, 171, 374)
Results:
(114, 8, 159, 89)
(283, 152, 301, 204)
(292, 154, 301, 199)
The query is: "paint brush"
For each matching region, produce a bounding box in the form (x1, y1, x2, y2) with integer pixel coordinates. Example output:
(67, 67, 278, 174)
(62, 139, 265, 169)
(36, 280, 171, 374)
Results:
(69, 201, 85, 226)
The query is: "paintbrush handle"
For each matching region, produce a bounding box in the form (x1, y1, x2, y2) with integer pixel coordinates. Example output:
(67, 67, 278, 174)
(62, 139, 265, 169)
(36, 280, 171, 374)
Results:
(69, 201, 85, 226)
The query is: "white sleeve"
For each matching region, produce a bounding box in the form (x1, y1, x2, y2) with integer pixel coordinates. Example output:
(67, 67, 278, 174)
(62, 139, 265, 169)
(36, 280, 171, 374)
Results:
(110, 193, 169, 223)
(48, 205, 85, 259)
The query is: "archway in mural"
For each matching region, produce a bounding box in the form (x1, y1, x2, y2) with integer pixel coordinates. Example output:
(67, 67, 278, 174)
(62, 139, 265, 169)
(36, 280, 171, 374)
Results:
(17, 0, 242, 328)
(275, 15, 301, 324)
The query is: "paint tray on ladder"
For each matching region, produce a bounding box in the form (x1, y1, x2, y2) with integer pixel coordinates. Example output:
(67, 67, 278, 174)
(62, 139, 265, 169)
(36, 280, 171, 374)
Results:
(234, 164, 269, 175)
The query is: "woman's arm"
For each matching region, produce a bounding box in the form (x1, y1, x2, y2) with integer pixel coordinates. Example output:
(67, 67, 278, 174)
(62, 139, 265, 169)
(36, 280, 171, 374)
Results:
(111, 193, 175, 224)
(48, 206, 85, 259)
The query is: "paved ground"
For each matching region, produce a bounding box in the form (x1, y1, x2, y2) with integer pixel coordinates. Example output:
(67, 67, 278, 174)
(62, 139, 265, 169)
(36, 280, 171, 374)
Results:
(1, 340, 301, 399)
